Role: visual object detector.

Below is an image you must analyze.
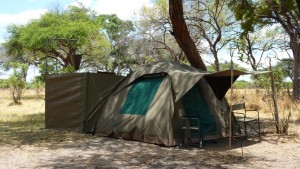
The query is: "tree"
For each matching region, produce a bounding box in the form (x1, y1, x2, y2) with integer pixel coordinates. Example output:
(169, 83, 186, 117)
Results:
(2, 26, 33, 80)
(31, 76, 44, 100)
(7, 62, 28, 104)
(229, 0, 300, 99)
(186, 0, 237, 71)
(137, 0, 187, 63)
(274, 58, 294, 81)
(169, 0, 207, 70)
(98, 14, 135, 74)
(206, 61, 247, 71)
(234, 26, 281, 71)
(4, 5, 109, 72)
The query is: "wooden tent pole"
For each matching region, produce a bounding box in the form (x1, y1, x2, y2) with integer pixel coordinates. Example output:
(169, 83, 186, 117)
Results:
(229, 53, 234, 151)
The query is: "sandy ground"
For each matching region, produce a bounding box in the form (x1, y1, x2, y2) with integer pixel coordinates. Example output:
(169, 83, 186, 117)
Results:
(1, 89, 299, 168)
(0, 134, 299, 169)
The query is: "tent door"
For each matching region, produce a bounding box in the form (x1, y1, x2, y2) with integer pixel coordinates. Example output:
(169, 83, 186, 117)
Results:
(181, 84, 217, 137)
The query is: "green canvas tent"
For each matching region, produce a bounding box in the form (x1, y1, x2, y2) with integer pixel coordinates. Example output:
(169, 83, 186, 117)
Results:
(45, 72, 124, 132)
(94, 61, 231, 146)
(45, 61, 264, 146)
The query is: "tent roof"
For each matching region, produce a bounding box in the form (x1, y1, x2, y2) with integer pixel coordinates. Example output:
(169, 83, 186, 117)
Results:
(114, 61, 269, 101)
(114, 61, 210, 102)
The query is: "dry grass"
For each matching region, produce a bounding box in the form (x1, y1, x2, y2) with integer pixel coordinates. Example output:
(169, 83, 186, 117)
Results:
(0, 89, 89, 147)
(227, 89, 300, 136)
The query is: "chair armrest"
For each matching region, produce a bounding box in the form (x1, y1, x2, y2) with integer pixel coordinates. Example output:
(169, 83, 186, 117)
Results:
(245, 109, 260, 118)
(232, 111, 246, 117)
(179, 117, 201, 127)
(180, 117, 200, 122)
(180, 117, 199, 120)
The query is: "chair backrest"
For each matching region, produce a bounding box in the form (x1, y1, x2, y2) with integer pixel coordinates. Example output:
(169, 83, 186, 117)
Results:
(231, 102, 246, 111)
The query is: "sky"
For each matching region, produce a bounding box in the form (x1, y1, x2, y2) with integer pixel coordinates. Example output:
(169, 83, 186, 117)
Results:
(0, 0, 151, 80)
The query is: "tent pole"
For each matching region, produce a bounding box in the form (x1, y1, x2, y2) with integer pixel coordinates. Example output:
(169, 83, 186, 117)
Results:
(229, 53, 234, 151)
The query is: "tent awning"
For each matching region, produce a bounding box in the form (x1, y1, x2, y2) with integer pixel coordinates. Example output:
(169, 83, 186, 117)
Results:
(204, 69, 269, 100)
(206, 69, 269, 77)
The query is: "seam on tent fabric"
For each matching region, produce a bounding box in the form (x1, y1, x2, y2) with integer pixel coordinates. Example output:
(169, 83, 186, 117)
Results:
(83, 73, 89, 132)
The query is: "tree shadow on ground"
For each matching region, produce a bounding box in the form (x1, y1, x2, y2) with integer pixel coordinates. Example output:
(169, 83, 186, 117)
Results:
(36, 137, 258, 169)
(259, 117, 300, 144)
(1, 113, 297, 168)
(0, 114, 89, 148)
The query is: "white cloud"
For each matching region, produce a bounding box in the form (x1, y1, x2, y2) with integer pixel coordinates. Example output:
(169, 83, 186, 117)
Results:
(92, 0, 151, 20)
(0, 9, 47, 43)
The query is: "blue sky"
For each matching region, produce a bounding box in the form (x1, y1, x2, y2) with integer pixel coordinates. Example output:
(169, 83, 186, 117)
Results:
(0, 0, 74, 14)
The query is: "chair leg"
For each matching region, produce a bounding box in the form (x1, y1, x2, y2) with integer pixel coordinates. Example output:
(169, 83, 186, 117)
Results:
(244, 121, 248, 138)
(199, 132, 203, 148)
(180, 129, 184, 146)
(245, 121, 261, 138)
(258, 120, 261, 138)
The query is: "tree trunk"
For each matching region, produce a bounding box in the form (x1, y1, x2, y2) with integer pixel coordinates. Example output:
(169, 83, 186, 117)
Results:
(169, 0, 207, 70)
(212, 49, 220, 71)
(291, 2, 300, 100)
(12, 87, 22, 105)
(269, 59, 280, 134)
(292, 43, 300, 100)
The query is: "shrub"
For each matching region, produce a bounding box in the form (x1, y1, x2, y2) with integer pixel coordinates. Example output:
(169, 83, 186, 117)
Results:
(0, 79, 10, 88)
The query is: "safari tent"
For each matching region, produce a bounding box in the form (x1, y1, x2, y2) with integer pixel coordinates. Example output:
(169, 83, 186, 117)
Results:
(45, 72, 124, 132)
(45, 61, 253, 146)
(94, 61, 232, 146)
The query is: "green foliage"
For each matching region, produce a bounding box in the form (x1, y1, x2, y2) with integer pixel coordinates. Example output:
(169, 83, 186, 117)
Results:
(99, 14, 134, 43)
(31, 77, 44, 89)
(4, 5, 110, 71)
(60, 66, 75, 73)
(9, 62, 28, 79)
(36, 59, 76, 82)
(3, 6, 138, 74)
(254, 67, 285, 91)
(228, 0, 297, 35)
(98, 14, 136, 73)
(234, 80, 251, 89)
(8, 75, 26, 90)
(0, 79, 10, 88)
(7, 62, 28, 104)
(274, 59, 294, 81)
(20, 7, 99, 49)
(31, 76, 45, 100)
(207, 61, 247, 72)
(228, 0, 256, 34)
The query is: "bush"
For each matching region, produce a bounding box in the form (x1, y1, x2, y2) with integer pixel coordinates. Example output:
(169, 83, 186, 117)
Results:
(0, 79, 10, 88)
(234, 80, 251, 89)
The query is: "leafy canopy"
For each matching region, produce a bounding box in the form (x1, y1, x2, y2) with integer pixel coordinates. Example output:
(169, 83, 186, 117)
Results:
(5, 5, 110, 70)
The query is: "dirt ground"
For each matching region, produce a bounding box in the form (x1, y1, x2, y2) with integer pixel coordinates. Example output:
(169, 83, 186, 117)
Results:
(0, 132, 299, 169)
(1, 89, 300, 168)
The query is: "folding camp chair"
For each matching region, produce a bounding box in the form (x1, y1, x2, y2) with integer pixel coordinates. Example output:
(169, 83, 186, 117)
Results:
(179, 117, 203, 147)
(232, 102, 261, 138)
